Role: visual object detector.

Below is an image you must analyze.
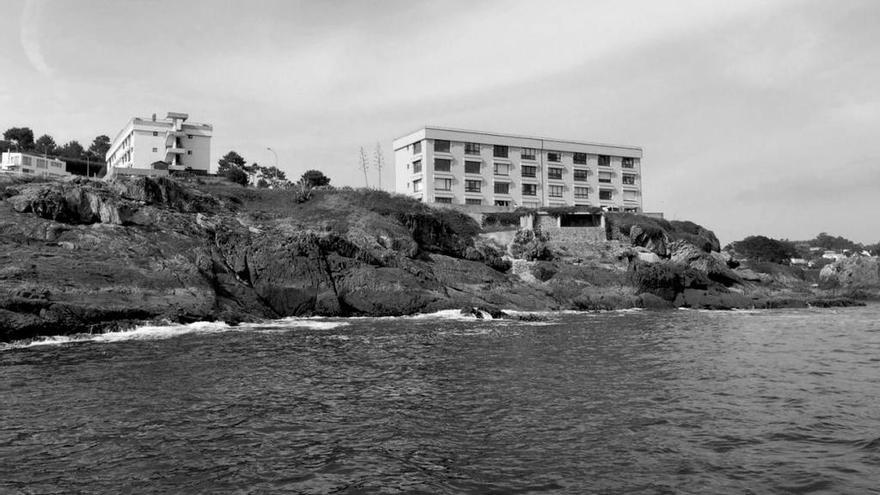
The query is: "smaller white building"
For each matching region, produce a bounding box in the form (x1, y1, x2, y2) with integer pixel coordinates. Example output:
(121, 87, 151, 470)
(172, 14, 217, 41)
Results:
(0, 152, 69, 178)
(105, 112, 212, 179)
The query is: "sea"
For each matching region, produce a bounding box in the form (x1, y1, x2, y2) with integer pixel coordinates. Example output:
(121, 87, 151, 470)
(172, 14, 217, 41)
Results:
(2, 305, 879, 494)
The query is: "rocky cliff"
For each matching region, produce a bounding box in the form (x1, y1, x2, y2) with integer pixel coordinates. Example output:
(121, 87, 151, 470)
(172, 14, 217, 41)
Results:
(0, 176, 868, 341)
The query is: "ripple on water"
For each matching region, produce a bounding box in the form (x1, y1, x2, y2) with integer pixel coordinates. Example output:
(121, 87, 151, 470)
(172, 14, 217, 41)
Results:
(2, 305, 880, 493)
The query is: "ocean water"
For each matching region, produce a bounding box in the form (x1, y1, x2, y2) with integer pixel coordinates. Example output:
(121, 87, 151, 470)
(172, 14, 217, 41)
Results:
(2, 306, 879, 494)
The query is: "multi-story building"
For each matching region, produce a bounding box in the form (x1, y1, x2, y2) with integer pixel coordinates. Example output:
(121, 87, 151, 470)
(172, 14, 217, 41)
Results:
(393, 126, 643, 212)
(105, 112, 212, 178)
(0, 151, 69, 178)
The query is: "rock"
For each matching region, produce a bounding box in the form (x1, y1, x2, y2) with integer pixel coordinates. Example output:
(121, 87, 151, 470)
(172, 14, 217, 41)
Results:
(636, 251, 661, 263)
(670, 241, 741, 286)
(818, 257, 880, 293)
(673, 288, 752, 309)
(639, 293, 673, 309)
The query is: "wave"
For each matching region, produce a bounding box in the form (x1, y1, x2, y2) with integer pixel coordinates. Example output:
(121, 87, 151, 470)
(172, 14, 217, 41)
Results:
(0, 319, 352, 351)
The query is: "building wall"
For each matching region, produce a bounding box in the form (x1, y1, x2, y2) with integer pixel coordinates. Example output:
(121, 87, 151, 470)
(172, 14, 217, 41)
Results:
(393, 127, 643, 212)
(0, 152, 68, 178)
(106, 114, 212, 175)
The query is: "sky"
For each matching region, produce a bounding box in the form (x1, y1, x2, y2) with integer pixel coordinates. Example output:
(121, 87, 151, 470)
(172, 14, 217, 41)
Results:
(1, 0, 879, 244)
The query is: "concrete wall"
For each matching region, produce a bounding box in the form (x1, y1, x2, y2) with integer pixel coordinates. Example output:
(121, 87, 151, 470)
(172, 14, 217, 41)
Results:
(543, 226, 607, 243)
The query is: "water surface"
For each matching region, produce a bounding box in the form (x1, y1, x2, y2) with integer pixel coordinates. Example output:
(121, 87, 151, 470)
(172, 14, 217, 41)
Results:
(2, 307, 879, 493)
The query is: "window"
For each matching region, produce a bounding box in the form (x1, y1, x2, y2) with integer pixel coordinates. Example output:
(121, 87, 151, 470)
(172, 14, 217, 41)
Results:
(548, 167, 563, 180)
(22, 156, 32, 166)
(521, 148, 537, 160)
(622, 157, 635, 168)
(598, 172, 613, 183)
(574, 152, 587, 164)
(574, 187, 589, 199)
(522, 183, 537, 196)
(435, 158, 452, 172)
(624, 190, 639, 201)
(434, 178, 453, 191)
(152, 131, 158, 136)
(464, 142, 480, 155)
(548, 152, 561, 162)
(187, 150, 192, 155)
(465, 199, 482, 205)
(622, 174, 636, 185)
(465, 161, 481, 174)
(413, 160, 422, 173)
(465, 180, 481, 193)
(600, 189, 613, 200)
(434, 140, 450, 153)
(413, 141, 422, 154)
(435, 197, 453, 204)
(495, 200, 511, 207)
(598, 155, 611, 166)
(493, 145, 508, 158)
(152, 147, 158, 152)
(521, 165, 537, 178)
(36, 159, 46, 169)
(494, 182, 510, 194)
(188, 134, 193, 139)
(494, 163, 509, 176)
(413, 179, 422, 192)
(549, 185, 564, 197)
(574, 169, 588, 182)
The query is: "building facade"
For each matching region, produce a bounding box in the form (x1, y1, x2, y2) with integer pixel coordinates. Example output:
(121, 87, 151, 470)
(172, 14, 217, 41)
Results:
(0, 152, 69, 178)
(105, 112, 212, 178)
(393, 127, 643, 212)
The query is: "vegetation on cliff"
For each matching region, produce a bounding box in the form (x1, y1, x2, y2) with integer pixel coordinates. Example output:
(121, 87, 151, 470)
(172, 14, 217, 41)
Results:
(0, 174, 871, 341)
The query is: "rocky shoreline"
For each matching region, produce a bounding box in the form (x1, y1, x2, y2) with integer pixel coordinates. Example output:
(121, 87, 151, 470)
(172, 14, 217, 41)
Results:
(0, 176, 874, 342)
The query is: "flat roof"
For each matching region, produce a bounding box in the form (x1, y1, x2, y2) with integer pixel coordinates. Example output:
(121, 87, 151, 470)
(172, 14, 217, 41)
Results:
(394, 125, 642, 153)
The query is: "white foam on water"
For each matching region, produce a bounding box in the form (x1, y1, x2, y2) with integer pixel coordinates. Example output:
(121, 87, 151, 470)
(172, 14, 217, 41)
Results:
(1, 318, 355, 351)
(246, 318, 351, 331)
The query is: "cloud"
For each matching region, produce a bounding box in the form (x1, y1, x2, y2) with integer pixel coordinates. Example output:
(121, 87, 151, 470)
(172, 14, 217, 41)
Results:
(20, 0, 52, 76)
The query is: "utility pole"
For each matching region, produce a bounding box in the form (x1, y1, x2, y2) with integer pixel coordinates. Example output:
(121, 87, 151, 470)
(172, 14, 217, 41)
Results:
(373, 142, 384, 191)
(359, 147, 370, 188)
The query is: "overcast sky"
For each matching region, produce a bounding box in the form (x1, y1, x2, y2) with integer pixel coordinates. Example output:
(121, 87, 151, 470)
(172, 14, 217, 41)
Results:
(1, 0, 878, 244)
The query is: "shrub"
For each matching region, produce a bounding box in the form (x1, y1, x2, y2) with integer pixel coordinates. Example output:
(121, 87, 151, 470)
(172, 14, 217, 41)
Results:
(510, 228, 553, 261)
(222, 167, 249, 187)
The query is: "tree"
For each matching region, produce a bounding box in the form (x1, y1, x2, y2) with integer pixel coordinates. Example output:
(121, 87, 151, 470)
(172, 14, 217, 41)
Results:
(810, 232, 861, 252)
(223, 167, 249, 186)
(217, 151, 247, 174)
(261, 165, 286, 181)
(88, 135, 111, 159)
(3, 127, 35, 150)
(299, 169, 330, 188)
(34, 134, 57, 156)
(731, 235, 799, 264)
(58, 140, 85, 159)
(0, 140, 14, 152)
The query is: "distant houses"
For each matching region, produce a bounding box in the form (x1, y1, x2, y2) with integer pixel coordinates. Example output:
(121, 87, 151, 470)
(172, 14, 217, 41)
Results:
(105, 112, 212, 179)
(0, 151, 70, 178)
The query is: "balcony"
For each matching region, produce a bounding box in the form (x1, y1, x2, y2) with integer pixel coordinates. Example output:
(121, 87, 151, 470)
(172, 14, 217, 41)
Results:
(165, 146, 185, 155)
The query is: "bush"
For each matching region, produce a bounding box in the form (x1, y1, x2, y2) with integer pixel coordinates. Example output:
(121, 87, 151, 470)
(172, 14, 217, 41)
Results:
(510, 228, 553, 261)
(222, 167, 249, 186)
(482, 211, 523, 229)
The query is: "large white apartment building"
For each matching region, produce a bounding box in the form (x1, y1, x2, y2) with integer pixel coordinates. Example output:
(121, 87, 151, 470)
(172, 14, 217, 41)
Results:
(393, 127, 643, 212)
(105, 112, 212, 178)
(0, 152, 69, 178)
